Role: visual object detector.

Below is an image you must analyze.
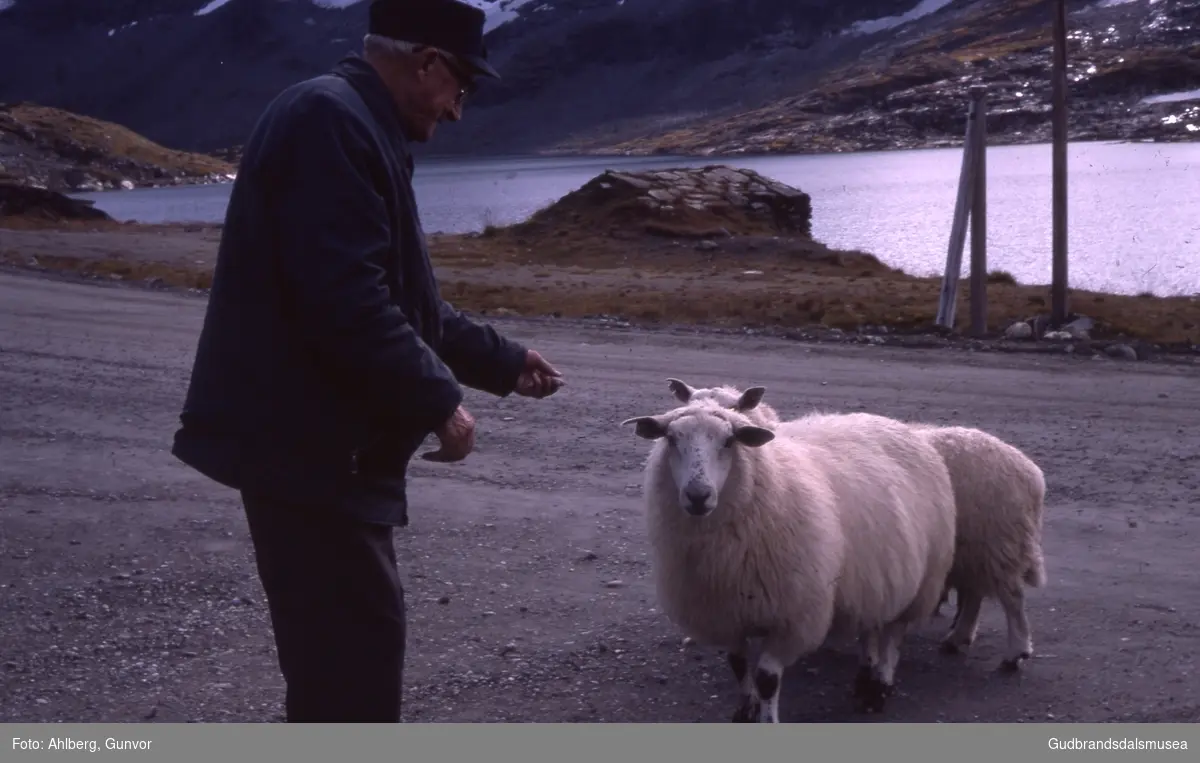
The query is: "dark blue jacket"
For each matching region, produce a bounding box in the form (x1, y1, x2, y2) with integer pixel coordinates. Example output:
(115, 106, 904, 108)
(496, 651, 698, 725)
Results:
(171, 55, 527, 526)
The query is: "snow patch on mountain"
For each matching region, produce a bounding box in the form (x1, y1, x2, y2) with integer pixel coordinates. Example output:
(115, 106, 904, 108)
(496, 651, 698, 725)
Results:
(844, 0, 956, 36)
(195, 0, 234, 15)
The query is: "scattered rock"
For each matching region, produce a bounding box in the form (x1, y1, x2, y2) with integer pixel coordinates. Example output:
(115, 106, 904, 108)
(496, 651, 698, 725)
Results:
(1105, 343, 1139, 361)
(1005, 321, 1034, 340)
(1063, 316, 1095, 339)
(513, 165, 813, 240)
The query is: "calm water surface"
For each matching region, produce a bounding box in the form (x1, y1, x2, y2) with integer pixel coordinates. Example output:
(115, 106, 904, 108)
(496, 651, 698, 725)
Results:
(73, 141, 1199, 297)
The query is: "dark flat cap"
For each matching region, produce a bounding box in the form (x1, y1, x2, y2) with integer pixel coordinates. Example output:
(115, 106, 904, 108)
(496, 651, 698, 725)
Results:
(368, 0, 500, 80)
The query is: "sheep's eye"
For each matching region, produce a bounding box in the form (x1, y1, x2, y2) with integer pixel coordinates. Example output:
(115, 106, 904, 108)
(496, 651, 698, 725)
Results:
(723, 435, 735, 448)
(666, 434, 677, 447)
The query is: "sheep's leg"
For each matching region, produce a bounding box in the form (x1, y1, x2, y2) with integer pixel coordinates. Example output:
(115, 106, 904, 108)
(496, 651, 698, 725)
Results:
(940, 587, 984, 655)
(855, 629, 880, 676)
(996, 584, 1034, 672)
(749, 652, 785, 723)
(852, 629, 882, 712)
(933, 586, 951, 618)
(727, 647, 761, 723)
(950, 592, 963, 631)
(876, 620, 908, 683)
(935, 586, 965, 629)
(854, 622, 905, 714)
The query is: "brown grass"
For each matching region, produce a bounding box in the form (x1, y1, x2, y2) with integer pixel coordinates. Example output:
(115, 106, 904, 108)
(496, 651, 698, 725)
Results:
(807, 55, 963, 111)
(1, 250, 216, 291)
(949, 30, 1052, 62)
(4, 222, 1197, 347)
(0, 216, 128, 232)
(435, 276, 1199, 345)
(1075, 45, 1200, 98)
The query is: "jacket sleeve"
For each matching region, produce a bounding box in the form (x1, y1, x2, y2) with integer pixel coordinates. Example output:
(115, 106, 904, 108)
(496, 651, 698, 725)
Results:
(437, 299, 529, 397)
(265, 90, 463, 434)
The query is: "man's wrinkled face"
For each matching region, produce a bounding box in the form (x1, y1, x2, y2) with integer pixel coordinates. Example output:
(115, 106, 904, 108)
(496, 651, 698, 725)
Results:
(405, 47, 476, 141)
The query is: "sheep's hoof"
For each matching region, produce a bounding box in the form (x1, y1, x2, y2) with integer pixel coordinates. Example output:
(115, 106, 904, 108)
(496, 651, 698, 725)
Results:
(939, 640, 962, 655)
(852, 668, 892, 714)
(999, 651, 1032, 673)
(853, 683, 892, 714)
(732, 700, 759, 723)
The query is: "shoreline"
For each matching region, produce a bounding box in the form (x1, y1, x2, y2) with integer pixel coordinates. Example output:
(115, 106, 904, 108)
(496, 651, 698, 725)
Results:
(2, 218, 1196, 363)
(225, 135, 1196, 179)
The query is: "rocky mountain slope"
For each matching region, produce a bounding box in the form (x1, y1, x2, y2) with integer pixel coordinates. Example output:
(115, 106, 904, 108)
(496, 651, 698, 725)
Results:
(0, 103, 234, 192)
(584, 0, 1200, 155)
(0, 0, 1196, 159)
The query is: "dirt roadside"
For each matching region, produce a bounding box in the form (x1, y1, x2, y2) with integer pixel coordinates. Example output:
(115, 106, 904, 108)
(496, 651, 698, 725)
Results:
(1, 269, 1198, 723)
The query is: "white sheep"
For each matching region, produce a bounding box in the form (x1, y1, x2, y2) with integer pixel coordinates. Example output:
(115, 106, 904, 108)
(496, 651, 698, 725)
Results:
(665, 378, 1048, 671)
(906, 423, 1047, 671)
(666, 377, 782, 425)
(622, 402, 957, 722)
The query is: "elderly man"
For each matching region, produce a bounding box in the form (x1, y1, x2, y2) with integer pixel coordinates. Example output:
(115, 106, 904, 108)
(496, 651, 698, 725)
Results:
(171, 0, 562, 723)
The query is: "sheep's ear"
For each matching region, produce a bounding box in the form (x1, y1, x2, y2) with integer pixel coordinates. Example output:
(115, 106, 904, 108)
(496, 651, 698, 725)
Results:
(733, 425, 774, 447)
(621, 415, 670, 440)
(736, 386, 767, 411)
(666, 378, 694, 403)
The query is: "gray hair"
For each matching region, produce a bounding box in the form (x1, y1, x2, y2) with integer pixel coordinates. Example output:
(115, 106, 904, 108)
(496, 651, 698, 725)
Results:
(363, 33, 431, 59)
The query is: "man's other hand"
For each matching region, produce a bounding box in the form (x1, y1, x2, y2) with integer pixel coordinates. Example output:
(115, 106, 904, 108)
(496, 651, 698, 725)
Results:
(515, 350, 563, 399)
(422, 405, 476, 462)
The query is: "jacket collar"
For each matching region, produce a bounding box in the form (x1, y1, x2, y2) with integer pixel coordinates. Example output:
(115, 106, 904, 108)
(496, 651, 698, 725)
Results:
(330, 54, 415, 177)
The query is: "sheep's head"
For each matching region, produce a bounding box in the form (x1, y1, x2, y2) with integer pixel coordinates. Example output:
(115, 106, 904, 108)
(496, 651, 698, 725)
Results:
(622, 406, 774, 517)
(666, 377, 768, 414)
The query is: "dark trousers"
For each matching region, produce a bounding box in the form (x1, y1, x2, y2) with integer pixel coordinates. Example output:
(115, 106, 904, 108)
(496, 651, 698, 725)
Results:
(240, 491, 407, 722)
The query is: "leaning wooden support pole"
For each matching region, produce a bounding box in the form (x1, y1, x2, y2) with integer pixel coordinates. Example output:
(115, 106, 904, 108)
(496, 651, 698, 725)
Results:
(1051, 0, 1070, 325)
(935, 89, 985, 330)
(969, 86, 989, 338)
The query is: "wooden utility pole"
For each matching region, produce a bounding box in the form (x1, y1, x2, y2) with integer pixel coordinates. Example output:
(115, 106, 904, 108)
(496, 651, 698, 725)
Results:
(969, 87, 988, 338)
(1051, 0, 1069, 325)
(935, 87, 988, 331)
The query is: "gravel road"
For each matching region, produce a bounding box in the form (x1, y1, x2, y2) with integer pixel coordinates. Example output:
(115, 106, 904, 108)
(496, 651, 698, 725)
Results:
(1, 270, 1198, 723)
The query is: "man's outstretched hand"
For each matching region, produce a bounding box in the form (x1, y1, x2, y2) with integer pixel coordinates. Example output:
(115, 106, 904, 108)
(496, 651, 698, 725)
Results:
(514, 349, 563, 398)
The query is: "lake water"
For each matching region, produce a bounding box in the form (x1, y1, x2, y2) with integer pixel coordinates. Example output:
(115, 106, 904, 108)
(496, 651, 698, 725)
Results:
(72, 141, 1199, 297)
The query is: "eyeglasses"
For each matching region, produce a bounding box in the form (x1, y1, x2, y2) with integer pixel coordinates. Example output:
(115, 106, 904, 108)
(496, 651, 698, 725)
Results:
(434, 50, 477, 104)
